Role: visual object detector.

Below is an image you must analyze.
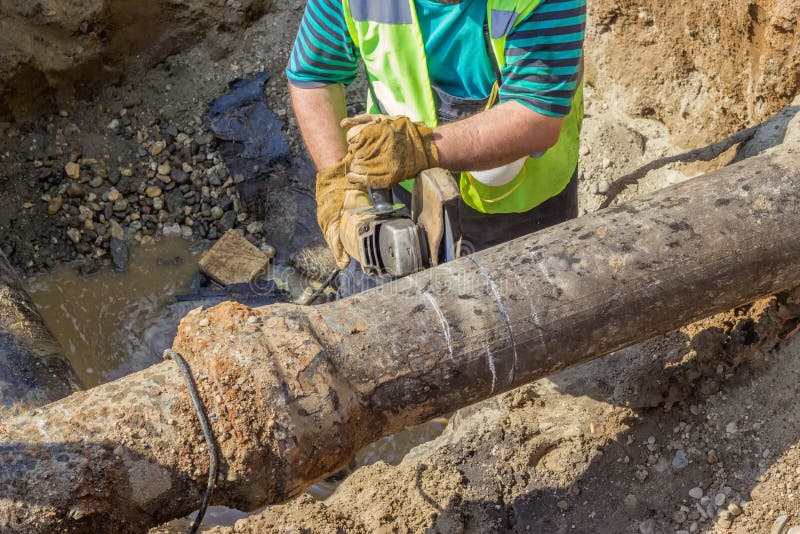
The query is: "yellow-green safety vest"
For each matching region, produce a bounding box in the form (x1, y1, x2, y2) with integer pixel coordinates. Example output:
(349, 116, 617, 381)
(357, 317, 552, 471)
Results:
(342, 0, 584, 214)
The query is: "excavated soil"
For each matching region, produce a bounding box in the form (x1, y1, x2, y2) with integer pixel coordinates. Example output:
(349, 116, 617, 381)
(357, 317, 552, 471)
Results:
(1, 0, 800, 533)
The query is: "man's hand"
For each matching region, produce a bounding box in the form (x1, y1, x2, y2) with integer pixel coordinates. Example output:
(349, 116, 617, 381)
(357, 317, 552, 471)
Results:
(315, 156, 370, 268)
(342, 114, 439, 189)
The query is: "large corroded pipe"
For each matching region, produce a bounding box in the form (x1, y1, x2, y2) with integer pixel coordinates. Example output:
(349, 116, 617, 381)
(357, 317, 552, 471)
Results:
(1, 146, 800, 533)
(0, 251, 82, 415)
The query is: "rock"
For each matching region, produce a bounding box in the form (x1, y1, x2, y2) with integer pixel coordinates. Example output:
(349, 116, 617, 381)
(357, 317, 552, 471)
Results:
(260, 244, 277, 259)
(580, 145, 591, 156)
(66, 228, 81, 244)
(145, 186, 163, 199)
(713, 493, 726, 507)
(211, 206, 225, 220)
(624, 494, 638, 507)
(157, 162, 172, 176)
(113, 200, 128, 212)
(726, 421, 738, 434)
(180, 225, 193, 238)
(162, 223, 181, 236)
(170, 168, 189, 185)
(48, 196, 64, 215)
(89, 176, 104, 188)
(672, 450, 688, 470)
(772, 515, 790, 534)
(110, 220, 125, 241)
(219, 210, 236, 232)
(152, 198, 164, 211)
(598, 180, 611, 194)
(717, 517, 732, 529)
(151, 141, 167, 156)
(689, 487, 703, 499)
(589, 183, 600, 195)
(67, 183, 85, 198)
(638, 520, 654, 534)
(107, 118, 120, 130)
(727, 503, 741, 516)
(247, 221, 263, 235)
(22, 201, 33, 209)
(65, 162, 81, 179)
(556, 500, 570, 511)
(109, 237, 128, 272)
(120, 167, 134, 178)
(602, 158, 613, 169)
(106, 187, 123, 202)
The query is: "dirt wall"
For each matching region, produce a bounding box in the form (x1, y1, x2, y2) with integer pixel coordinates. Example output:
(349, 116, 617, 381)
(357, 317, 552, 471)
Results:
(0, 0, 272, 120)
(586, 0, 799, 146)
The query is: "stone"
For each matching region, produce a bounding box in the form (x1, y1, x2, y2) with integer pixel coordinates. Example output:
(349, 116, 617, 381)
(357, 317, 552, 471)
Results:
(689, 487, 703, 499)
(589, 183, 599, 195)
(624, 494, 638, 507)
(714, 493, 726, 507)
(106, 187, 123, 202)
(219, 210, 236, 232)
(580, 145, 591, 156)
(725, 421, 738, 434)
(162, 223, 181, 236)
(22, 201, 33, 209)
(65, 162, 80, 179)
(66, 228, 81, 244)
(151, 140, 167, 156)
(48, 196, 64, 215)
(602, 158, 613, 169)
(672, 450, 688, 470)
(246, 221, 263, 235)
(146, 186, 163, 199)
(109, 236, 128, 272)
(771, 515, 790, 534)
(120, 167, 134, 177)
(157, 162, 172, 176)
(211, 206, 225, 220)
(638, 520, 654, 534)
(260, 244, 276, 259)
(107, 118, 120, 130)
(556, 500, 570, 511)
(67, 182, 85, 198)
(727, 503, 741, 516)
(598, 180, 611, 194)
(170, 168, 189, 185)
(152, 198, 164, 211)
(89, 176, 104, 188)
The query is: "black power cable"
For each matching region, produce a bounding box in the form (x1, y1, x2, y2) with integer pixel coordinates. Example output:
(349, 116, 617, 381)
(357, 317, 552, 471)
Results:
(163, 349, 220, 534)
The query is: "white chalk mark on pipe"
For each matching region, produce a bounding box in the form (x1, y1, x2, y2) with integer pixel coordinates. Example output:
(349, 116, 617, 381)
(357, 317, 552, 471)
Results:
(423, 291, 454, 359)
(468, 257, 518, 384)
(485, 343, 497, 393)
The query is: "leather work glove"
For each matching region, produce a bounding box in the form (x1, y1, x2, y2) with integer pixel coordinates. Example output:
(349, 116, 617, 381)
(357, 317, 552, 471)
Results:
(341, 114, 439, 189)
(315, 155, 371, 268)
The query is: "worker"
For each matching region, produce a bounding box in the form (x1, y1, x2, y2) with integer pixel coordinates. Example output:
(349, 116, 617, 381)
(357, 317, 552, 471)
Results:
(287, 0, 586, 295)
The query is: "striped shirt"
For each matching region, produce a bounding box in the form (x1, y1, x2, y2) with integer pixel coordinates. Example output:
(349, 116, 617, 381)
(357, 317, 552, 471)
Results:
(286, 0, 586, 117)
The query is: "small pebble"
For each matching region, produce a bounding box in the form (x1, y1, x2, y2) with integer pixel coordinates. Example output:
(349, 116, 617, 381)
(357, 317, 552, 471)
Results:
(602, 158, 612, 169)
(689, 487, 703, 500)
(714, 493, 726, 507)
(727, 503, 741, 516)
(672, 450, 688, 470)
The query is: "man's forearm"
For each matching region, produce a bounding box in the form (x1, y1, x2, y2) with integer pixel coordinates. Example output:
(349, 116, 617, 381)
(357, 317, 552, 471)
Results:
(433, 101, 564, 172)
(289, 83, 349, 170)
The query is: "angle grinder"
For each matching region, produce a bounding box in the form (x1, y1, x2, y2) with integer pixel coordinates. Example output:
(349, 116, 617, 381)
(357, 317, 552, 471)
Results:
(339, 169, 462, 278)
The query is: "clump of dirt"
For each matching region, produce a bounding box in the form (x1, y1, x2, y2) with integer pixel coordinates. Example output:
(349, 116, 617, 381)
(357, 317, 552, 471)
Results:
(0, 0, 272, 120)
(585, 0, 800, 147)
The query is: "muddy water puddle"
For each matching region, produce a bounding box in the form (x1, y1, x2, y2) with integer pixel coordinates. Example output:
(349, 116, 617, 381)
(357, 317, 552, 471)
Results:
(27, 237, 202, 387)
(26, 237, 447, 528)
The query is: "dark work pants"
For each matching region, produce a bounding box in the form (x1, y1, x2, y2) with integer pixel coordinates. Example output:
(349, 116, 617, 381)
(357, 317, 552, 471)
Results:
(336, 168, 579, 298)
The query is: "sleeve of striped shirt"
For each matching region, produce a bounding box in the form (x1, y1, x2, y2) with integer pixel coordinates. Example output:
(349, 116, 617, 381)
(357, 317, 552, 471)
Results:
(499, 0, 586, 117)
(285, 0, 360, 88)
